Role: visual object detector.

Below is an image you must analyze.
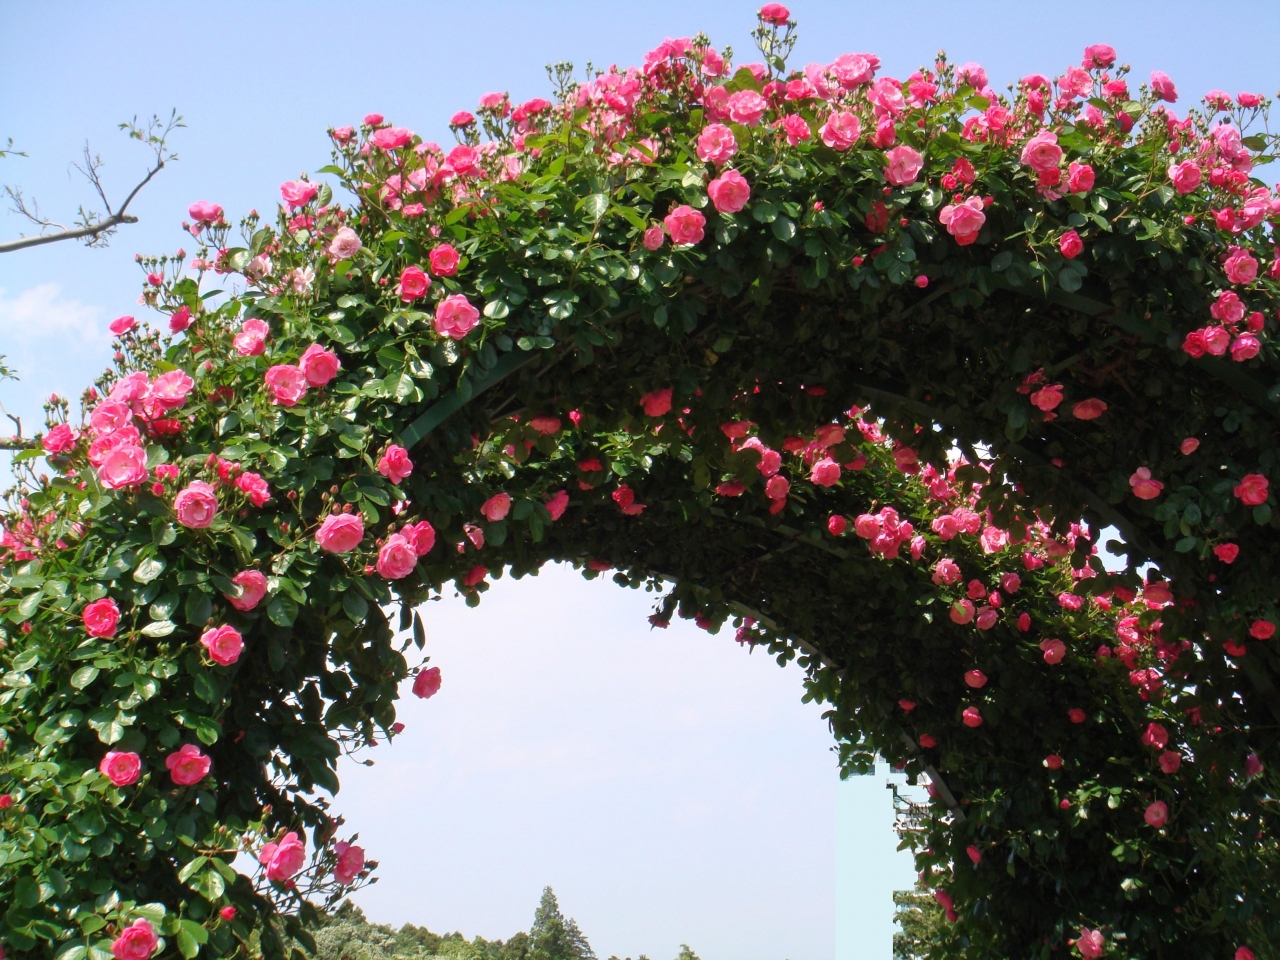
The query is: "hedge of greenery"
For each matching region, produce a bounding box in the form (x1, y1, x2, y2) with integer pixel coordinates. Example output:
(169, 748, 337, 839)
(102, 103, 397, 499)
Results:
(2, 7, 1277, 959)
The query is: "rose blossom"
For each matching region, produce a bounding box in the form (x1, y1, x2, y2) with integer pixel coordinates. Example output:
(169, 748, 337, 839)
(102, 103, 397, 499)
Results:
(109, 315, 137, 335)
(708, 170, 751, 213)
(1066, 162, 1095, 193)
(174, 480, 219, 529)
(429, 243, 461, 276)
(83, 598, 121, 637)
(99, 750, 142, 786)
(962, 706, 983, 727)
(883, 145, 923, 185)
(97, 444, 149, 489)
(225, 570, 268, 611)
(1072, 398, 1107, 420)
(758, 2, 790, 24)
(639, 388, 673, 416)
(403, 519, 437, 555)
(264, 364, 308, 406)
(413, 665, 443, 698)
(1077, 929, 1105, 959)
(334, 841, 366, 884)
(695, 124, 738, 164)
(939, 196, 986, 245)
(111, 919, 159, 960)
(259, 831, 306, 881)
(316, 513, 365, 553)
(1213, 542, 1240, 564)
(964, 669, 987, 688)
(726, 89, 768, 125)
(378, 444, 414, 484)
(1150, 70, 1177, 102)
(236, 471, 271, 507)
(1224, 247, 1258, 285)
(299, 343, 341, 387)
(234, 318, 270, 356)
(1250, 619, 1276, 640)
(376, 533, 418, 580)
(398, 265, 430, 302)
(1231, 334, 1260, 362)
(328, 226, 363, 261)
(643, 225, 665, 250)
(200, 624, 244, 666)
(434, 294, 481, 340)
(1168, 160, 1201, 194)
(42, 423, 78, 454)
(1234, 473, 1269, 506)
(1129, 467, 1164, 500)
(279, 179, 319, 208)
(663, 205, 706, 245)
(1020, 131, 1063, 173)
(810, 458, 841, 487)
(1144, 800, 1169, 828)
(1059, 230, 1084, 259)
(481, 492, 512, 521)
(820, 112, 861, 150)
(166, 743, 211, 786)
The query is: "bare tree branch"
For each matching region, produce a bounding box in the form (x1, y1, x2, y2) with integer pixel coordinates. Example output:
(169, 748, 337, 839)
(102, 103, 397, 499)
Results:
(0, 437, 38, 451)
(0, 111, 183, 254)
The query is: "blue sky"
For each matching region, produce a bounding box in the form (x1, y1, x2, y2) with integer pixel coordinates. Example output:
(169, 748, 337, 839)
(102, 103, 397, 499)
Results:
(5, 2, 1280, 957)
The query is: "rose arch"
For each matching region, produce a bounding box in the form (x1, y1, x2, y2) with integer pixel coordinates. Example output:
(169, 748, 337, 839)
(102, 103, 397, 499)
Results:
(2, 9, 1278, 960)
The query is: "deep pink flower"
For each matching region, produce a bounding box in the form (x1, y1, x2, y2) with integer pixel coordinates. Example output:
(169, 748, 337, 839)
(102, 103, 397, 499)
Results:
(726, 89, 768, 126)
(434, 294, 480, 340)
(950, 599, 975, 624)
(1250, 619, 1276, 640)
(1231, 334, 1260, 362)
(708, 170, 751, 213)
(1030, 384, 1064, 411)
(1213, 543, 1240, 564)
(429, 243, 461, 276)
(696, 124, 738, 164)
(188, 200, 223, 224)
(1159, 750, 1182, 774)
(883, 145, 924, 186)
(42, 423, 78, 454)
(111, 919, 159, 960)
(545, 490, 569, 521)
(398, 265, 430, 302)
(1224, 247, 1259, 285)
(640, 388, 673, 417)
(1059, 231, 1084, 259)
(316, 513, 364, 553)
(370, 126, 413, 150)
(1150, 71, 1178, 102)
(201, 625, 244, 666)
(299, 344, 341, 387)
(169, 305, 192, 334)
(758, 2, 790, 24)
(334, 841, 366, 884)
(964, 669, 987, 688)
(378, 445, 414, 484)
(402, 520, 437, 555)
(962, 706, 983, 727)
(820, 111, 861, 150)
(1072, 398, 1107, 420)
(109, 315, 137, 336)
(1045, 754, 1063, 770)
(1077, 929, 1105, 959)
(1168, 160, 1201, 194)
(1234, 473, 1269, 506)
(1066, 162, 1095, 193)
(235, 471, 271, 507)
(166, 744, 211, 786)
(413, 665, 442, 698)
(99, 750, 142, 786)
(83, 598, 121, 638)
(663, 205, 706, 245)
(265, 365, 308, 406)
(174, 480, 219, 529)
(1020, 131, 1062, 174)
(810, 458, 841, 487)
(233, 318, 270, 356)
(1142, 722, 1169, 750)
(643, 225, 665, 250)
(1041, 639, 1066, 664)
(226, 570, 268, 611)
(259, 831, 306, 881)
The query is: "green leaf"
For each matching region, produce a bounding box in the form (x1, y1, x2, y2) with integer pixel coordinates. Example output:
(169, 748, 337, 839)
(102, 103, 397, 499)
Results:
(133, 557, 165, 584)
(178, 855, 209, 883)
(70, 666, 99, 690)
(267, 595, 298, 627)
(582, 192, 609, 222)
(176, 928, 199, 959)
(342, 592, 369, 623)
(771, 216, 796, 241)
(140, 620, 176, 638)
(184, 590, 213, 628)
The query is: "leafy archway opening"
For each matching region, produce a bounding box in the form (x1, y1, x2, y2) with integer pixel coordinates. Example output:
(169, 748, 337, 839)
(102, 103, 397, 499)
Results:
(2, 10, 1278, 960)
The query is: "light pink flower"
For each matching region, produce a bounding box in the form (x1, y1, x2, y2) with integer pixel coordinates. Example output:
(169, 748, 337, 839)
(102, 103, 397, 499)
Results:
(810, 458, 841, 487)
(1129, 467, 1164, 500)
(90, 400, 134, 435)
(234, 317, 271, 356)
(378, 445, 413, 484)
(201, 624, 244, 666)
(403, 519, 437, 555)
(265, 365, 308, 406)
(481, 492, 511, 521)
(328, 226, 363, 261)
(1150, 71, 1177, 102)
(236, 471, 271, 506)
(820, 111, 861, 150)
(150, 370, 194, 411)
(280, 179, 319, 208)
(696, 124, 738, 164)
(226, 570, 268, 611)
(99, 750, 142, 786)
(299, 344, 341, 387)
(316, 513, 364, 553)
(643, 225, 665, 250)
(434, 294, 481, 340)
(166, 744, 211, 786)
(188, 200, 223, 224)
(1144, 800, 1169, 828)
(932, 558, 961, 585)
(726, 89, 768, 125)
(334, 841, 366, 884)
(174, 480, 219, 529)
(1224, 247, 1258, 284)
(1077, 929, 1105, 959)
(708, 170, 751, 213)
(950, 599, 975, 624)
(939, 196, 986, 245)
(663, 205, 706, 245)
(97, 444, 149, 489)
(883, 145, 923, 185)
(413, 665, 442, 698)
(259, 831, 306, 881)
(109, 315, 137, 336)
(1020, 130, 1062, 173)
(111, 919, 159, 960)
(377, 533, 418, 579)
(370, 126, 413, 150)
(42, 423, 78, 454)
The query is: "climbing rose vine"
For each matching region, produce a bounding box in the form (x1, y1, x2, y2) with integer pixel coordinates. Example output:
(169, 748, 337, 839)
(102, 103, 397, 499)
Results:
(2, 7, 1279, 959)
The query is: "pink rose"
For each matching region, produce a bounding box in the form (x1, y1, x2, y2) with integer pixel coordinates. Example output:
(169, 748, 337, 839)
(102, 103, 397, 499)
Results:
(402, 520, 437, 555)
(757, 2, 790, 24)
(1045, 754, 1063, 770)
(1150, 71, 1177, 102)
(883, 145, 923, 185)
(1072, 398, 1107, 420)
(1142, 722, 1169, 749)
(1245, 753, 1265, 778)
(398, 265, 431, 301)
(236, 471, 271, 506)
(1231, 334, 1260, 362)
(1234, 473, 1270, 506)
(810, 458, 841, 487)
(97, 444, 149, 489)
(370, 126, 413, 150)
(299, 343, 341, 387)
(726, 89, 768, 126)
(1077, 929, 1105, 959)
(950, 599, 975, 624)
(259, 831, 306, 881)
(639, 388, 673, 417)
(696, 124, 738, 164)
(931, 558, 961, 585)
(1236, 948, 1256, 960)
(111, 919, 159, 960)
(1211, 290, 1246, 324)
(169, 306, 193, 334)
(234, 318, 270, 356)
(328, 226, 363, 261)
(378, 444, 414, 484)
(663, 205, 706, 246)
(939, 196, 986, 245)
(174, 480, 219, 529)
(529, 416, 561, 434)
(962, 706, 983, 727)
(150, 369, 194, 410)
(964, 669, 988, 689)
(99, 750, 142, 786)
(316, 513, 365, 553)
(1250, 619, 1276, 640)
(188, 200, 224, 224)
(280, 179, 319, 208)
(265, 365, 308, 406)
(1020, 130, 1062, 174)
(1059, 230, 1084, 259)
(429, 243, 461, 276)
(334, 841, 366, 884)
(481, 492, 511, 521)
(166, 743, 211, 786)
(1041, 639, 1067, 664)
(820, 111, 861, 150)
(1066, 162, 1095, 193)
(546, 490, 569, 521)
(201, 624, 244, 666)
(1144, 800, 1169, 828)
(643, 225, 665, 250)
(91, 400, 133, 435)
(42, 423, 78, 454)
(376, 533, 418, 580)
(434, 294, 481, 340)
(1159, 750, 1182, 773)
(413, 665, 442, 699)
(1168, 160, 1201, 194)
(83, 598, 121, 638)
(225, 570, 268, 611)
(109, 315, 137, 336)
(1213, 542, 1240, 564)
(1129, 467, 1164, 500)
(1224, 247, 1258, 284)
(708, 169, 751, 214)
(1030, 384, 1064, 411)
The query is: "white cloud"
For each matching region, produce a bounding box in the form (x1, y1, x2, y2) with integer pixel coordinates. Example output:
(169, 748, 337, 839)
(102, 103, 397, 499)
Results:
(0, 284, 103, 343)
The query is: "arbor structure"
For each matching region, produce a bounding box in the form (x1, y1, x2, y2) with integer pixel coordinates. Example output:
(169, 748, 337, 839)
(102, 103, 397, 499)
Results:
(1, 7, 1278, 959)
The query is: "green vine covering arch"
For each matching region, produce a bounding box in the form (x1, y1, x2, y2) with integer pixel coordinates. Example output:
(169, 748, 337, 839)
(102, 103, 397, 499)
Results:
(2, 8, 1278, 959)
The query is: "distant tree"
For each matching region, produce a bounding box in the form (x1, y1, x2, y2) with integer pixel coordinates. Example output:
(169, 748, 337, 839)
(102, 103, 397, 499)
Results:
(674, 947, 700, 960)
(893, 882, 949, 960)
(527, 887, 597, 960)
